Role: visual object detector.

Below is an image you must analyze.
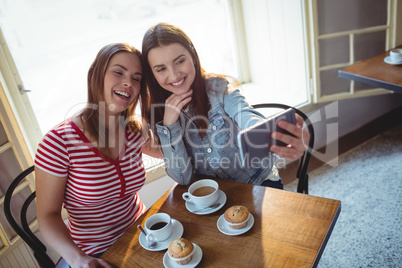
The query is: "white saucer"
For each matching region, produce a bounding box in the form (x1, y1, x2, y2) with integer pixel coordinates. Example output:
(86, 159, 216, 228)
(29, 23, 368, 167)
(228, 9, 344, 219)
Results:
(185, 190, 227, 215)
(384, 56, 402, 65)
(163, 243, 202, 268)
(139, 219, 183, 251)
(217, 213, 254, 236)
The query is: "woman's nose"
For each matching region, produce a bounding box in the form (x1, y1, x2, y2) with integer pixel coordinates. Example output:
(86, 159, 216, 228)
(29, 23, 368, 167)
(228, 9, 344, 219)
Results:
(168, 67, 180, 81)
(122, 81, 131, 87)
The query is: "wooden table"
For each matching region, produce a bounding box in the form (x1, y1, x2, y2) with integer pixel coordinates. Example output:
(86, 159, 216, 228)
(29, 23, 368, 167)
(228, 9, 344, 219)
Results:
(338, 46, 402, 93)
(101, 179, 341, 267)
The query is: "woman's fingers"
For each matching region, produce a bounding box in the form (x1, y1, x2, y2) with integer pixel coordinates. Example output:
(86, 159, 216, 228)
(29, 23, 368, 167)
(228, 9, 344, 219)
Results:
(270, 144, 302, 160)
(166, 90, 192, 106)
(163, 90, 193, 126)
(295, 113, 304, 128)
(270, 115, 310, 160)
(166, 94, 192, 111)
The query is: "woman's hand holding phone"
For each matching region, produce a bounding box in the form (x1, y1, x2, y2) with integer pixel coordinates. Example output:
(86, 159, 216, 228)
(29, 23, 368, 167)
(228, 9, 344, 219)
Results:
(270, 114, 310, 160)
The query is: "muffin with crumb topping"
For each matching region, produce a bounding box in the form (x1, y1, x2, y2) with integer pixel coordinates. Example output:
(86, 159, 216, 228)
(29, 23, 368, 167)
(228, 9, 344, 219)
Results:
(224, 205, 250, 229)
(168, 238, 194, 265)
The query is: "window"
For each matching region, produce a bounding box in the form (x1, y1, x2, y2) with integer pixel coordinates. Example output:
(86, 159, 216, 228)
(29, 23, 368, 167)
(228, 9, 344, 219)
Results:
(0, 0, 235, 134)
(0, 80, 39, 265)
(231, 0, 310, 107)
(0, 0, 235, 177)
(306, 0, 399, 102)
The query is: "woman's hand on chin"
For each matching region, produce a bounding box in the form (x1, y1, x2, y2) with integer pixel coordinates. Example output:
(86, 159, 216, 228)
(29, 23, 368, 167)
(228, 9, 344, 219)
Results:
(163, 89, 193, 126)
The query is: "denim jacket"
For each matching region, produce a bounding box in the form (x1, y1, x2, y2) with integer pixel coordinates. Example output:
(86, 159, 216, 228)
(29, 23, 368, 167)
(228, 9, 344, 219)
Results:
(156, 76, 280, 185)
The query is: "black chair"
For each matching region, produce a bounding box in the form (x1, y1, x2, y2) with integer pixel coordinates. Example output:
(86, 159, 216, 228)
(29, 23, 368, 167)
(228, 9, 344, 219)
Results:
(252, 103, 315, 194)
(4, 165, 56, 268)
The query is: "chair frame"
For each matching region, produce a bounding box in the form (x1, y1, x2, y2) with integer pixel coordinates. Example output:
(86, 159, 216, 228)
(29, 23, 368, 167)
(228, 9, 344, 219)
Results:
(252, 103, 315, 194)
(4, 165, 56, 268)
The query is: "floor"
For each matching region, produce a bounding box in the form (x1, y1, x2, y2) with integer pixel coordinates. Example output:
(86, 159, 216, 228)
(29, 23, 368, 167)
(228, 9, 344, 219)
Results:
(286, 123, 402, 267)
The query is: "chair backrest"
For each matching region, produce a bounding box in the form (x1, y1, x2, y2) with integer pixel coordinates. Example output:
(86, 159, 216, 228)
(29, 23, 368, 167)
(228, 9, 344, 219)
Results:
(4, 165, 56, 268)
(252, 103, 315, 194)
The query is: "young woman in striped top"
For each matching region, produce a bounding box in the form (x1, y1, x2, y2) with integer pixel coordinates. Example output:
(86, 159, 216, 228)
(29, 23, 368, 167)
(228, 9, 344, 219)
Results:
(34, 43, 162, 267)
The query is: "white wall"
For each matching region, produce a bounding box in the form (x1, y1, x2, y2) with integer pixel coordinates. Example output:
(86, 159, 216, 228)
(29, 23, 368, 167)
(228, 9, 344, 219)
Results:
(305, 93, 402, 168)
(138, 175, 176, 209)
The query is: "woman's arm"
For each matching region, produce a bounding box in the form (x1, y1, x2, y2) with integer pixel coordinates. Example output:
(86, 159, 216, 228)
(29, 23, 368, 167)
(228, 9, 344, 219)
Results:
(223, 88, 266, 130)
(156, 121, 194, 185)
(35, 167, 112, 268)
(223, 88, 309, 161)
(141, 129, 163, 159)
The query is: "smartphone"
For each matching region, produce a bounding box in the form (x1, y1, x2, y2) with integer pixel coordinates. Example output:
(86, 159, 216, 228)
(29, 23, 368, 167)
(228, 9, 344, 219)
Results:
(237, 108, 296, 167)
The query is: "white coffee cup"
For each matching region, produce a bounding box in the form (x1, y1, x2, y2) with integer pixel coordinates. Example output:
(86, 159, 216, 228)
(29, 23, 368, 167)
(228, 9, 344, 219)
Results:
(389, 48, 402, 63)
(144, 213, 173, 242)
(182, 179, 219, 207)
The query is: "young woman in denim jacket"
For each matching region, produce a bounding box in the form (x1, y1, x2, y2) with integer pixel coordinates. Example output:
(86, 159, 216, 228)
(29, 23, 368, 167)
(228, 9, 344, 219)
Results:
(142, 23, 309, 189)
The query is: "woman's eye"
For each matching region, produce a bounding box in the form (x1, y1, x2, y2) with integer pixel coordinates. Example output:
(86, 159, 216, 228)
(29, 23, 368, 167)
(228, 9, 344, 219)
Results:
(114, 71, 123, 75)
(176, 59, 185, 65)
(156, 67, 165, 73)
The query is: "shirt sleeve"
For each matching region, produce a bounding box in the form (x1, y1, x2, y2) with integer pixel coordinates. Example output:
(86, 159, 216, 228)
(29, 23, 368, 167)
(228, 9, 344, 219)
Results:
(34, 129, 70, 177)
(223, 88, 266, 130)
(156, 120, 193, 185)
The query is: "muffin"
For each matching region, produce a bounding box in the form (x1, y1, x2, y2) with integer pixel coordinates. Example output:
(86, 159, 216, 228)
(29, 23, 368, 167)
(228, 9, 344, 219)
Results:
(168, 238, 195, 265)
(224, 205, 250, 229)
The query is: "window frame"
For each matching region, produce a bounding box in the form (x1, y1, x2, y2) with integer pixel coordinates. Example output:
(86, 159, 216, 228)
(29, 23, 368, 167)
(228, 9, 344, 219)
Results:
(0, 28, 42, 157)
(0, 65, 37, 260)
(305, 0, 401, 103)
(231, 0, 311, 108)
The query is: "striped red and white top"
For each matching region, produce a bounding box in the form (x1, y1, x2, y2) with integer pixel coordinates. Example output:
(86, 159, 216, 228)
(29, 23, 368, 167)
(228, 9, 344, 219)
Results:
(34, 120, 147, 255)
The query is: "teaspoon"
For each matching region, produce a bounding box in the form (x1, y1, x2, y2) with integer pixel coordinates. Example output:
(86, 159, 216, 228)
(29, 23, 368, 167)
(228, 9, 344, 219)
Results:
(137, 225, 157, 249)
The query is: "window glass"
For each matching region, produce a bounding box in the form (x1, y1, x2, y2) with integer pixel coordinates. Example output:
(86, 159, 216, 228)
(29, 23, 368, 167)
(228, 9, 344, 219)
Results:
(0, 186, 35, 241)
(0, 148, 21, 197)
(0, 120, 7, 146)
(313, 0, 390, 99)
(354, 31, 387, 61)
(317, 0, 387, 35)
(320, 68, 350, 96)
(0, 0, 234, 134)
(319, 36, 350, 67)
(0, 148, 35, 241)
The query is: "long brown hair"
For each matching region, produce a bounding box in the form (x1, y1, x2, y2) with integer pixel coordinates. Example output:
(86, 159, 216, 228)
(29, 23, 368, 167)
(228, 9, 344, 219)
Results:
(79, 43, 149, 158)
(142, 22, 210, 138)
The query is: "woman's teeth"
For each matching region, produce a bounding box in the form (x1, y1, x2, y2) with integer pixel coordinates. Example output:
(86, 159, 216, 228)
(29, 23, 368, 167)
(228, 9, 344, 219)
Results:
(171, 78, 184, 86)
(115, 91, 130, 98)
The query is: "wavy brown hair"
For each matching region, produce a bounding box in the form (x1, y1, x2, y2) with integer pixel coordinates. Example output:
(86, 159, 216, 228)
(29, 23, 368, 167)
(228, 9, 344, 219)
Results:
(78, 43, 149, 158)
(142, 22, 211, 139)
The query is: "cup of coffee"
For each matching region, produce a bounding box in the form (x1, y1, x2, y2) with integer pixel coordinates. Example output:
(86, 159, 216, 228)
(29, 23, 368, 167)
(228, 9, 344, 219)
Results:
(389, 48, 402, 63)
(144, 213, 173, 242)
(182, 179, 219, 207)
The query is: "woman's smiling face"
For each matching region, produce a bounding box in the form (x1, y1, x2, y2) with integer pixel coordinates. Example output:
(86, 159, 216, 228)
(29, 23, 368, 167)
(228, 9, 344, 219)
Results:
(147, 43, 196, 96)
(103, 51, 142, 115)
